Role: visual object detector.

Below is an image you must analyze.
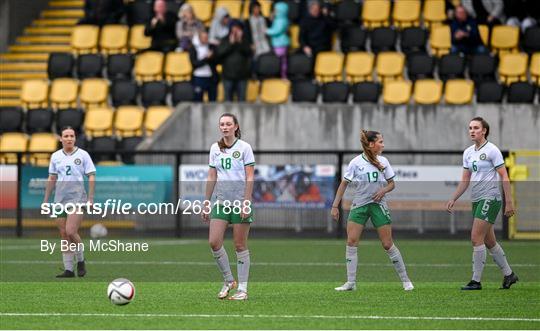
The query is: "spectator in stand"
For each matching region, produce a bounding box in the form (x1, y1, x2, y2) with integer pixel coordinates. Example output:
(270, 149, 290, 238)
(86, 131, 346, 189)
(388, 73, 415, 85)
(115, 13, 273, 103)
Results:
(176, 3, 205, 51)
(299, 0, 337, 57)
(190, 30, 218, 102)
(461, 0, 505, 28)
(266, 2, 290, 78)
(209, 7, 231, 45)
(216, 20, 252, 101)
(144, 0, 178, 52)
(244, 1, 271, 59)
(504, 0, 539, 33)
(79, 0, 125, 26)
(450, 5, 488, 55)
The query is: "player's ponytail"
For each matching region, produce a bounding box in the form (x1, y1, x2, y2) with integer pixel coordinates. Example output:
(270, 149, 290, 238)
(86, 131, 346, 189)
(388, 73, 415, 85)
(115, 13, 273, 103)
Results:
(360, 130, 384, 171)
(218, 113, 241, 151)
(471, 117, 490, 139)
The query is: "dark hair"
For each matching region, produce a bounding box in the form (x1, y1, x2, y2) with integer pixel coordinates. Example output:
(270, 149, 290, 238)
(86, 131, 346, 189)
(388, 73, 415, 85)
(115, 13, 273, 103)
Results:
(360, 130, 384, 171)
(60, 126, 76, 136)
(470, 117, 490, 138)
(249, 1, 261, 15)
(218, 113, 241, 151)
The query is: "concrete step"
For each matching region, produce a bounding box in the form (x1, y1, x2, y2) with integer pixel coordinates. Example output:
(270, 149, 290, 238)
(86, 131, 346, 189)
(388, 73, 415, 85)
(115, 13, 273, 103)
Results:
(0, 53, 50, 61)
(0, 72, 48, 80)
(0, 81, 23, 89)
(24, 27, 73, 35)
(34, 18, 78, 26)
(0, 63, 47, 71)
(0, 90, 21, 98)
(49, 0, 84, 8)
(9, 45, 70, 53)
(17, 35, 71, 44)
(0, 99, 21, 107)
(42, 9, 84, 18)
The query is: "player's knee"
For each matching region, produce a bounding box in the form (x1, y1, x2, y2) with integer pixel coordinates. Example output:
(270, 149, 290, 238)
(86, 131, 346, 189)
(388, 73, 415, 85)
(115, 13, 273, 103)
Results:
(208, 240, 221, 251)
(346, 238, 358, 246)
(65, 227, 78, 238)
(484, 239, 496, 249)
(234, 242, 247, 252)
(381, 241, 393, 250)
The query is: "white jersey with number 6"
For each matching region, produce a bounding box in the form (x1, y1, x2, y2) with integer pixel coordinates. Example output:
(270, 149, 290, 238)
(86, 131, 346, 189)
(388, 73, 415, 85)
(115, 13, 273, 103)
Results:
(463, 141, 504, 202)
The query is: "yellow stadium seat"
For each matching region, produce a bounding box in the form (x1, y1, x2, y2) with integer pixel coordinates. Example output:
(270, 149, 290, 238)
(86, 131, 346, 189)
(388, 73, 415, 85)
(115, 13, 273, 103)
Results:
(28, 133, 58, 166)
(383, 80, 411, 104)
(530, 53, 540, 85)
(498, 53, 528, 85)
(187, 0, 214, 24)
(423, 0, 446, 28)
(362, 0, 390, 29)
(84, 107, 114, 137)
(145, 106, 173, 135)
(217, 82, 224, 102)
(246, 80, 260, 103)
(393, 0, 421, 29)
(129, 24, 152, 52)
(376, 52, 405, 82)
(0, 133, 28, 164)
(260, 79, 290, 104)
(20, 80, 48, 109)
(430, 24, 451, 57)
(315, 51, 344, 82)
(413, 79, 443, 104)
(80, 78, 109, 108)
(100, 24, 129, 54)
(444, 79, 474, 104)
(491, 25, 519, 55)
(346, 52, 374, 82)
(242, 0, 272, 18)
(164, 51, 192, 82)
(479, 25, 489, 46)
(115, 105, 144, 137)
(135, 51, 164, 82)
(98, 160, 124, 166)
(71, 24, 99, 54)
(215, 0, 243, 18)
(289, 24, 300, 50)
(50, 78, 78, 109)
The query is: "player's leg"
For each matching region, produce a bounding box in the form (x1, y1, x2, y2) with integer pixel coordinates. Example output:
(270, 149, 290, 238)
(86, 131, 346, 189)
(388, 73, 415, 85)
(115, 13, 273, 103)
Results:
(335, 221, 363, 291)
(55, 217, 74, 277)
(376, 224, 413, 291)
(229, 222, 250, 300)
(462, 217, 491, 290)
(209, 219, 236, 299)
(485, 226, 518, 289)
(65, 212, 86, 277)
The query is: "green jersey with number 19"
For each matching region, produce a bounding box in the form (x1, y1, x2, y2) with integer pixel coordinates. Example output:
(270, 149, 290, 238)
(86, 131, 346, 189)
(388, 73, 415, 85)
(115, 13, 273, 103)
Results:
(463, 141, 505, 202)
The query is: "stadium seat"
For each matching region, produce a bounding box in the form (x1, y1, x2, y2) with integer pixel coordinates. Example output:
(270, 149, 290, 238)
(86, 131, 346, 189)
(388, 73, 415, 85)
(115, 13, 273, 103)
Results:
(322, 82, 349, 103)
(77, 53, 104, 79)
(166, 0, 183, 15)
(126, 0, 153, 26)
(80, 78, 109, 108)
(50, 78, 78, 109)
(28, 133, 58, 166)
(289, 24, 300, 50)
(285, 0, 300, 22)
(469, 54, 497, 83)
(498, 53, 528, 85)
(376, 52, 405, 82)
(0, 107, 23, 133)
(413, 79, 442, 105)
(107, 54, 134, 80)
(430, 25, 451, 57)
(129, 24, 151, 52)
(118, 136, 144, 164)
(70, 25, 99, 54)
(335, 0, 361, 24)
(507, 82, 535, 103)
(171, 81, 194, 105)
(400, 27, 428, 54)
(242, 0, 272, 18)
(115, 105, 144, 137)
(56, 108, 84, 133)
(111, 79, 138, 107)
(352, 82, 380, 103)
(476, 81, 504, 103)
(215, 0, 242, 18)
(370, 27, 397, 53)
(438, 53, 465, 81)
(145, 106, 172, 135)
(523, 26, 540, 54)
(345, 52, 374, 82)
(47, 52, 74, 79)
(444, 79, 474, 104)
(478, 24, 489, 46)
(100, 25, 129, 54)
(287, 53, 313, 81)
(407, 53, 435, 81)
(26, 108, 54, 133)
(260, 79, 290, 104)
(291, 80, 319, 102)
(0, 132, 28, 164)
(141, 81, 168, 107)
(382, 80, 411, 104)
(362, 0, 390, 29)
(256, 53, 281, 79)
(135, 51, 164, 82)
(84, 107, 114, 137)
(20, 80, 48, 109)
(88, 136, 117, 162)
(187, 0, 213, 24)
(490, 25, 519, 55)
(422, 0, 446, 28)
(315, 52, 344, 82)
(340, 26, 367, 53)
(246, 80, 260, 103)
(393, 0, 421, 29)
(531, 53, 540, 85)
(164, 52, 192, 82)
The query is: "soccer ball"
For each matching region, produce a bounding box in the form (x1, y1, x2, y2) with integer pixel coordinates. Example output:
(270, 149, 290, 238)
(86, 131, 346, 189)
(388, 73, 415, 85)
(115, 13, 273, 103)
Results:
(90, 223, 108, 239)
(107, 278, 135, 305)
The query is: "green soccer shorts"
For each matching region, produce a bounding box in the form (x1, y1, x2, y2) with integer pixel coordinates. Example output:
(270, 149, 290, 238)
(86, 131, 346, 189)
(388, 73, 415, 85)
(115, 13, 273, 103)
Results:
(348, 203, 392, 228)
(211, 204, 253, 224)
(472, 199, 502, 224)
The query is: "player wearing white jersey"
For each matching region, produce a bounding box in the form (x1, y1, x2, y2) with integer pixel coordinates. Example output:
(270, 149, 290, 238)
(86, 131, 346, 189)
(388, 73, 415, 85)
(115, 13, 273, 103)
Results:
(331, 130, 414, 292)
(43, 127, 96, 278)
(447, 117, 518, 290)
(202, 113, 255, 301)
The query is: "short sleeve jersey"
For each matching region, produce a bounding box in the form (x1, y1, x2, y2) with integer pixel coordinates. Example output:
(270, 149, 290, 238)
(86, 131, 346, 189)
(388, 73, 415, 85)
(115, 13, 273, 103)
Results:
(463, 141, 504, 201)
(209, 139, 255, 202)
(49, 147, 96, 203)
(344, 154, 395, 209)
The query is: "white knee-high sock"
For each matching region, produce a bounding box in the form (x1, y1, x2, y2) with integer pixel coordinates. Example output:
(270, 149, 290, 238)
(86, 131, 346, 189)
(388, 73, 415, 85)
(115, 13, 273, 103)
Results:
(62, 252, 74, 272)
(212, 246, 234, 282)
(76, 247, 84, 262)
(385, 244, 411, 283)
(472, 244, 486, 282)
(346, 246, 358, 283)
(489, 243, 512, 276)
(236, 250, 250, 292)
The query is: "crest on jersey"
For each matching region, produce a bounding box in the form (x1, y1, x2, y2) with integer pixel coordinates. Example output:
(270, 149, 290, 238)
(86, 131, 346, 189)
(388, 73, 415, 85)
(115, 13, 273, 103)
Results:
(232, 151, 241, 159)
(74, 158, 82, 165)
(480, 153, 487, 160)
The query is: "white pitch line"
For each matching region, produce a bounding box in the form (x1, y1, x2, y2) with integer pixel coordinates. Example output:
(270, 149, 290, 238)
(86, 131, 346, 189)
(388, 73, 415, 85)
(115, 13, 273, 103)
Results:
(0, 312, 539, 322)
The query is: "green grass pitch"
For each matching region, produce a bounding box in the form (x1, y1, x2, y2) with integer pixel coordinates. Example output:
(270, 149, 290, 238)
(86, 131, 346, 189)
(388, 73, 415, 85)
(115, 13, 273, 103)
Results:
(1, 238, 539, 329)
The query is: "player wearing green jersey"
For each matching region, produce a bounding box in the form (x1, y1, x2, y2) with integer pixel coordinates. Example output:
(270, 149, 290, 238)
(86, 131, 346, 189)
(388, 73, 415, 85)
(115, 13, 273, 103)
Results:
(447, 117, 518, 290)
(331, 130, 414, 292)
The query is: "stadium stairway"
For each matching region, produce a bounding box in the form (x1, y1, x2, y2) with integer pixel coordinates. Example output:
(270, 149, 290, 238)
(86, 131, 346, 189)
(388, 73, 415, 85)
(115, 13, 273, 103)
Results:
(0, 0, 83, 107)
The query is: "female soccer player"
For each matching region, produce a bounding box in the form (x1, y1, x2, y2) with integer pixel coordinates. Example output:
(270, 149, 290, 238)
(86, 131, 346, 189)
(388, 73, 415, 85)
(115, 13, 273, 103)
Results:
(202, 113, 255, 300)
(331, 130, 414, 291)
(43, 127, 95, 278)
(447, 117, 518, 290)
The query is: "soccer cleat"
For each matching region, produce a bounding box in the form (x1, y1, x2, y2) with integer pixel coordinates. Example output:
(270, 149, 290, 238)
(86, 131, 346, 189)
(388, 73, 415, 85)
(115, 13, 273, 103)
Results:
(228, 291, 248, 301)
(500, 272, 518, 289)
(334, 282, 356, 291)
(403, 281, 414, 291)
(77, 260, 86, 277)
(217, 280, 237, 299)
(461, 280, 482, 290)
(56, 270, 75, 278)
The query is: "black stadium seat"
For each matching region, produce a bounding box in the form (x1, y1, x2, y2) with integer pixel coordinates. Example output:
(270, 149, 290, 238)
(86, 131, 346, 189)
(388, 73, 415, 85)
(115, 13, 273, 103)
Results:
(118, 136, 144, 164)
(287, 53, 313, 81)
(255, 53, 281, 79)
(407, 53, 434, 81)
(335, 0, 361, 24)
(107, 54, 134, 80)
(0, 107, 23, 133)
(171, 81, 194, 105)
(370, 27, 396, 53)
(26, 109, 53, 133)
(141, 81, 168, 107)
(292, 80, 319, 102)
(77, 53, 104, 78)
(400, 27, 428, 55)
(56, 109, 84, 133)
(507, 82, 535, 103)
(111, 80, 138, 107)
(126, 0, 153, 26)
(47, 52, 74, 79)
(322, 82, 349, 103)
(476, 81, 504, 103)
(89, 136, 117, 162)
(285, 0, 301, 23)
(469, 54, 497, 83)
(352, 82, 380, 103)
(523, 26, 540, 54)
(438, 53, 465, 81)
(340, 26, 367, 52)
